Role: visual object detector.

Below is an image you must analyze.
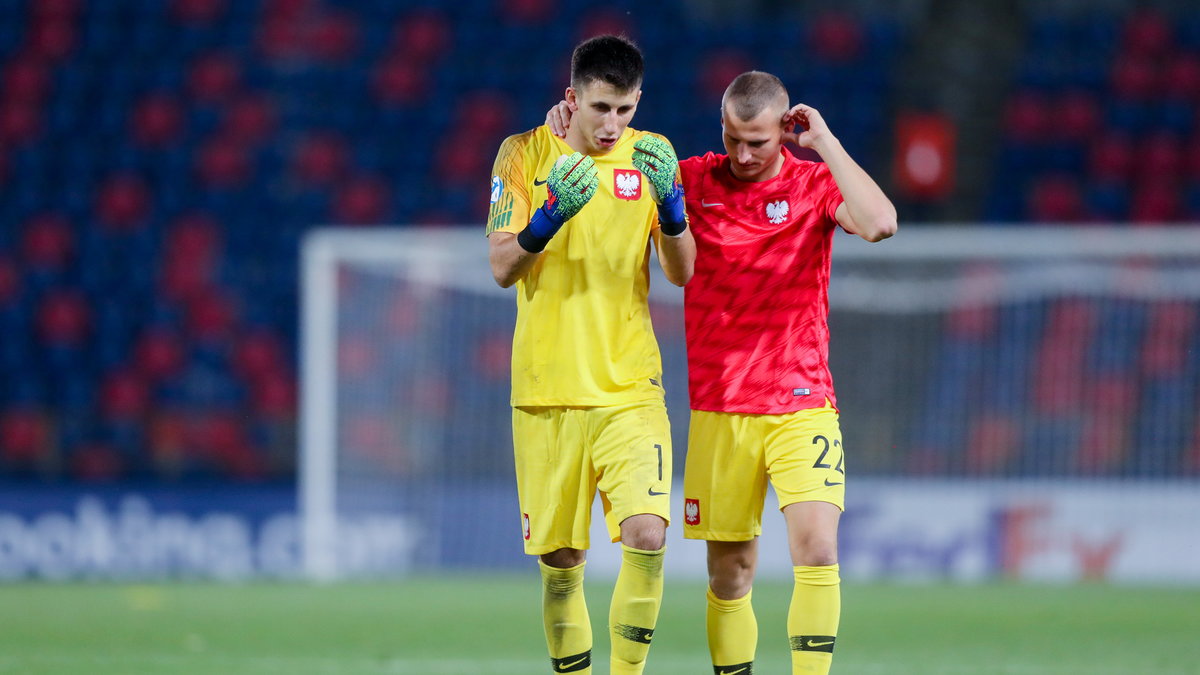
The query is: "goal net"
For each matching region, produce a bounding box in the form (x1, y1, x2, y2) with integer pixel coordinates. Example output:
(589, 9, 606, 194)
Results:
(300, 226, 1200, 582)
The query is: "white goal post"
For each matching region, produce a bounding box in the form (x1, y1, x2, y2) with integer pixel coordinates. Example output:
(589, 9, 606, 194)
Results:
(300, 226, 1200, 582)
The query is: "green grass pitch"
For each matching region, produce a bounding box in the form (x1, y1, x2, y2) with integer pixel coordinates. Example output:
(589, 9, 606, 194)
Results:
(2, 578, 1197, 674)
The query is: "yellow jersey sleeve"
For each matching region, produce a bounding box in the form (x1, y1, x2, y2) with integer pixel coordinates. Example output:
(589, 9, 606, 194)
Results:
(486, 132, 534, 236)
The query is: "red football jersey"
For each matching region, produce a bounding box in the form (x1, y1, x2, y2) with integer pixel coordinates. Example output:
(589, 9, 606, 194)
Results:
(680, 150, 845, 413)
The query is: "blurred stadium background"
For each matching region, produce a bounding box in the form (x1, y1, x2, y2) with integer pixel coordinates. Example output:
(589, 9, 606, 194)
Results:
(2, 0, 1200, 671)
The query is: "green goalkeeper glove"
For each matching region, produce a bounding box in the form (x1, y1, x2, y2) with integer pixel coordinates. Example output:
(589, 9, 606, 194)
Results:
(518, 152, 599, 252)
(632, 136, 687, 236)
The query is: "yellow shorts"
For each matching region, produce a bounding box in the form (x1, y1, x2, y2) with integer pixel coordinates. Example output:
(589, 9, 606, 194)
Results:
(682, 405, 845, 541)
(512, 399, 672, 555)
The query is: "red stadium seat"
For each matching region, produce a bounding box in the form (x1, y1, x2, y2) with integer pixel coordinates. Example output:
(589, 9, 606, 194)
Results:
(809, 12, 864, 63)
(308, 11, 359, 62)
(332, 175, 390, 224)
(0, 408, 49, 464)
(0, 256, 19, 305)
(1076, 412, 1131, 474)
(1027, 174, 1084, 222)
(251, 371, 295, 417)
(1001, 92, 1049, 142)
(456, 90, 513, 137)
(221, 94, 276, 145)
(1110, 56, 1158, 100)
(336, 333, 376, 379)
(165, 212, 223, 261)
(503, 0, 553, 24)
(3, 58, 52, 103)
(1140, 303, 1195, 376)
(965, 414, 1021, 474)
(69, 442, 124, 481)
(26, 18, 76, 62)
(1142, 132, 1183, 180)
(258, 17, 304, 61)
(171, 0, 226, 24)
(130, 93, 186, 147)
(1164, 54, 1200, 100)
(577, 9, 634, 42)
(37, 288, 90, 345)
(393, 9, 450, 62)
(372, 57, 427, 105)
(1057, 90, 1101, 142)
(1130, 182, 1181, 223)
(195, 136, 251, 187)
(31, 0, 81, 20)
(100, 370, 151, 420)
(293, 133, 348, 185)
(95, 174, 151, 230)
(1121, 9, 1173, 59)
(188, 53, 242, 102)
(1088, 135, 1134, 181)
(232, 330, 285, 380)
(699, 49, 754, 102)
(434, 133, 489, 185)
(133, 328, 186, 381)
(1033, 300, 1094, 413)
(187, 290, 237, 341)
(1187, 139, 1200, 179)
(0, 100, 42, 144)
(22, 213, 74, 269)
(161, 252, 215, 301)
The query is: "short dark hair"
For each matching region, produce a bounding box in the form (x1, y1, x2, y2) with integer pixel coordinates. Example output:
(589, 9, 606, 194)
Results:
(570, 35, 644, 92)
(722, 71, 789, 121)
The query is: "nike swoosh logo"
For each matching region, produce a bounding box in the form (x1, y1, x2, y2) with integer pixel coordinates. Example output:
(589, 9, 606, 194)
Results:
(701, 201, 724, 207)
(534, 177, 548, 186)
(717, 668, 750, 675)
(807, 640, 835, 648)
(648, 488, 667, 496)
(554, 657, 587, 672)
(824, 479, 843, 487)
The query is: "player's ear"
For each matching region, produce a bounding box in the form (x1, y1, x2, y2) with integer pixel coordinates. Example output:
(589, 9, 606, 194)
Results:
(565, 87, 578, 111)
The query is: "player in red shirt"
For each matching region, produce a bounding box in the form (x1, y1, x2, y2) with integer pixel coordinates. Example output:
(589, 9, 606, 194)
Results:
(549, 70, 895, 674)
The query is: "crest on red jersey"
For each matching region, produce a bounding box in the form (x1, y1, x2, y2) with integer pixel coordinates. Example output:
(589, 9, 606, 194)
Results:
(766, 200, 790, 224)
(614, 169, 642, 200)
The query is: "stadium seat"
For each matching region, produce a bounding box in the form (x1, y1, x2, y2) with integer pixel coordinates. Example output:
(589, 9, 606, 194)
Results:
(1130, 182, 1181, 223)
(331, 174, 391, 224)
(188, 52, 242, 102)
(21, 213, 74, 270)
(1121, 9, 1173, 59)
(94, 174, 151, 230)
(1027, 174, 1085, 222)
(809, 12, 864, 63)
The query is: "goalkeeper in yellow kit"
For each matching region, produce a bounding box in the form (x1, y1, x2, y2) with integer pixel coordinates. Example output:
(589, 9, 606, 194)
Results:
(486, 35, 695, 675)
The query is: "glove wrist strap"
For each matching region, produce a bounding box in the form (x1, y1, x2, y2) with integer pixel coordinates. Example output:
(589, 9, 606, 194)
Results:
(518, 206, 562, 253)
(657, 190, 687, 237)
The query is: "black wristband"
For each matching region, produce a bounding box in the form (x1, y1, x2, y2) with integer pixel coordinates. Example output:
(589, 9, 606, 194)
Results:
(516, 226, 552, 253)
(658, 214, 688, 237)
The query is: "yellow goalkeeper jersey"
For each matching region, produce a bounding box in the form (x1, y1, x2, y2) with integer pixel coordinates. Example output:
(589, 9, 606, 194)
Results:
(486, 124, 670, 407)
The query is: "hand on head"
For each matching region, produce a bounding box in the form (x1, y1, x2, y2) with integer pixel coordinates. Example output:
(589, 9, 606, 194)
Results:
(546, 100, 574, 138)
(782, 103, 831, 149)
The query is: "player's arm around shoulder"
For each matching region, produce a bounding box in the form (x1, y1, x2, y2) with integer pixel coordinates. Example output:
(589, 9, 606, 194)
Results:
(636, 132, 695, 286)
(785, 104, 898, 243)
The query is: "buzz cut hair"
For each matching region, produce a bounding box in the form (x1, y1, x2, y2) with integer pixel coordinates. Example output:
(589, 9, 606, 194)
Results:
(570, 34, 644, 92)
(722, 71, 789, 122)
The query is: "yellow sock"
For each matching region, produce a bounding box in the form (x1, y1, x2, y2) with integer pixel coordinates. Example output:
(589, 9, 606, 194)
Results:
(788, 565, 840, 675)
(608, 545, 665, 675)
(540, 560, 592, 674)
(706, 587, 757, 674)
